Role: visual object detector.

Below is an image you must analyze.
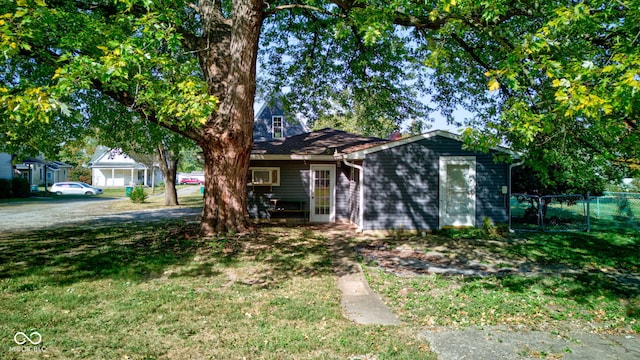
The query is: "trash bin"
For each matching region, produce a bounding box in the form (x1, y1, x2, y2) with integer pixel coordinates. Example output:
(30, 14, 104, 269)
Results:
(200, 186, 204, 195)
(125, 186, 133, 197)
(30, 185, 39, 192)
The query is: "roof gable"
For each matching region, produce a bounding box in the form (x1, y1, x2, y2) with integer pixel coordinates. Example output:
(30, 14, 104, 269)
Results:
(89, 147, 145, 167)
(253, 97, 309, 142)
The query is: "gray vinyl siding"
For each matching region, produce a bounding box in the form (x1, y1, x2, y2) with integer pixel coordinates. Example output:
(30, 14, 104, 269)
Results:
(335, 166, 351, 222)
(253, 102, 307, 142)
(0, 153, 12, 180)
(475, 157, 511, 225)
(247, 161, 351, 220)
(361, 136, 509, 231)
(247, 161, 309, 218)
(347, 166, 360, 225)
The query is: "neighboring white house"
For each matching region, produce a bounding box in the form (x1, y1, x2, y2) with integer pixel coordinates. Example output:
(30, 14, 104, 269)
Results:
(89, 146, 163, 187)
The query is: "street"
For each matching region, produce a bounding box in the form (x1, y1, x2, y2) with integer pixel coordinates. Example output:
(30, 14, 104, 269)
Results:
(0, 197, 201, 232)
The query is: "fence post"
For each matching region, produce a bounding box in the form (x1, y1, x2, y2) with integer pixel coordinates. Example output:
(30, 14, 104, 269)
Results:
(586, 192, 590, 232)
(538, 196, 544, 231)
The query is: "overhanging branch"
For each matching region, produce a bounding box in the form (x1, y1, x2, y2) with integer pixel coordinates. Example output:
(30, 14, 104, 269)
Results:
(90, 80, 203, 142)
(264, 4, 341, 17)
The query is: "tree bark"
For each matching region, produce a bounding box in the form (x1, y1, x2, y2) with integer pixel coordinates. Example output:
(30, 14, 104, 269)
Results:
(197, 0, 264, 235)
(156, 145, 180, 206)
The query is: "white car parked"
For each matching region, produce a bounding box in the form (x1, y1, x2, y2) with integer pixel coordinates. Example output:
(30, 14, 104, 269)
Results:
(50, 182, 103, 196)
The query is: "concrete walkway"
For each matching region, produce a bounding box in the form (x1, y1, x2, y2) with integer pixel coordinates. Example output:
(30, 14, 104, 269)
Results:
(420, 325, 640, 360)
(324, 225, 640, 359)
(327, 226, 401, 325)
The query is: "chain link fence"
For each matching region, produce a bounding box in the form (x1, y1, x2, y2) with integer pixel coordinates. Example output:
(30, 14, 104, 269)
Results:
(510, 192, 640, 232)
(510, 194, 588, 232)
(590, 192, 640, 231)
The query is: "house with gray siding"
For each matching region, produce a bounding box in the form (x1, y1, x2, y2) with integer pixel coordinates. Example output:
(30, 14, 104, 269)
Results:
(253, 97, 308, 142)
(21, 157, 73, 186)
(1, 153, 72, 186)
(249, 128, 517, 231)
(0, 152, 13, 180)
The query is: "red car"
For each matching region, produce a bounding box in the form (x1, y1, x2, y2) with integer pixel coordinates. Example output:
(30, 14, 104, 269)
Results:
(179, 177, 204, 185)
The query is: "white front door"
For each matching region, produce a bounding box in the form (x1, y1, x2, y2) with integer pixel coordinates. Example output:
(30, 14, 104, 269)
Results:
(439, 156, 476, 228)
(309, 164, 335, 223)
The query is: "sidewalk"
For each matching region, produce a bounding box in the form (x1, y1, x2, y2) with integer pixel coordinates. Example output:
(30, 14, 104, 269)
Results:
(420, 325, 640, 359)
(327, 225, 401, 325)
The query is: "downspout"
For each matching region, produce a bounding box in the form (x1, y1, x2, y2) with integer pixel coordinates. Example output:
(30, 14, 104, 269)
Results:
(342, 158, 364, 232)
(508, 159, 525, 232)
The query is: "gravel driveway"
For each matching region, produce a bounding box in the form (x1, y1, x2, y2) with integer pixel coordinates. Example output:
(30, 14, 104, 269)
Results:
(0, 196, 201, 232)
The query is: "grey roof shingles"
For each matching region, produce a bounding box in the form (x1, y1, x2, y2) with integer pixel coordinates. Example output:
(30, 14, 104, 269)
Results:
(252, 128, 388, 156)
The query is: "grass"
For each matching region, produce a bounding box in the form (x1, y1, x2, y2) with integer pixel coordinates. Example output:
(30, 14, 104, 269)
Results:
(107, 186, 204, 211)
(363, 225, 640, 334)
(2, 197, 638, 358)
(0, 222, 433, 359)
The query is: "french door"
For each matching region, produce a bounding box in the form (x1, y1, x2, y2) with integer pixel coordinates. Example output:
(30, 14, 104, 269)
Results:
(309, 164, 335, 223)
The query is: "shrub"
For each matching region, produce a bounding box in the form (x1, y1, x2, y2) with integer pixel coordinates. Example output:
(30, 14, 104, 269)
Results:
(70, 167, 92, 183)
(616, 194, 634, 219)
(11, 177, 30, 198)
(0, 179, 11, 199)
(129, 185, 148, 203)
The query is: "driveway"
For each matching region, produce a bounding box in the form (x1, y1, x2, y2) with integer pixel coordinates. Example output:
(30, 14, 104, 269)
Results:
(0, 196, 201, 232)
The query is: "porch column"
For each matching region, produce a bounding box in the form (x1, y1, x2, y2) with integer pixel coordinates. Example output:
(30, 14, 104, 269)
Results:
(130, 168, 134, 186)
(144, 168, 148, 186)
(111, 168, 115, 187)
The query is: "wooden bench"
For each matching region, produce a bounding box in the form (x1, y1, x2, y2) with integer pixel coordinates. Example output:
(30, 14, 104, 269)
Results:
(267, 199, 308, 222)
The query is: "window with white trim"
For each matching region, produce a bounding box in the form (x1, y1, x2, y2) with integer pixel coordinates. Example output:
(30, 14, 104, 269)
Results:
(272, 116, 283, 139)
(249, 167, 280, 186)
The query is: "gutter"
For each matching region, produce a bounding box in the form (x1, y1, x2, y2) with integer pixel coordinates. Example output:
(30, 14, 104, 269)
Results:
(342, 158, 364, 232)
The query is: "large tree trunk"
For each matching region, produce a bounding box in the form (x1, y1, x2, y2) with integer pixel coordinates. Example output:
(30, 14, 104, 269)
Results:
(198, 0, 264, 235)
(156, 145, 180, 206)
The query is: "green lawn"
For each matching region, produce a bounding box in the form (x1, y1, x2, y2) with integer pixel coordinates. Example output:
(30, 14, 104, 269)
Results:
(364, 225, 640, 334)
(2, 211, 637, 359)
(0, 222, 433, 359)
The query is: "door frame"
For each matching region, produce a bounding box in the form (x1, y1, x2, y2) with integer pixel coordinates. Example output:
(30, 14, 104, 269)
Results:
(309, 164, 336, 223)
(439, 156, 476, 228)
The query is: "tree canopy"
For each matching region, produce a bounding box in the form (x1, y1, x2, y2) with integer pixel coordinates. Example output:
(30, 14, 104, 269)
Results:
(1, 0, 639, 233)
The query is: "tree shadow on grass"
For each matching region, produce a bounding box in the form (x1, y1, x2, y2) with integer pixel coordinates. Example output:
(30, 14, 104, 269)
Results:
(201, 224, 336, 288)
(505, 225, 639, 270)
(0, 219, 208, 288)
(357, 226, 640, 327)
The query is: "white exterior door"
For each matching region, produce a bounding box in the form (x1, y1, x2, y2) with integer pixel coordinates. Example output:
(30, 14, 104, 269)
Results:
(439, 156, 476, 228)
(309, 164, 335, 223)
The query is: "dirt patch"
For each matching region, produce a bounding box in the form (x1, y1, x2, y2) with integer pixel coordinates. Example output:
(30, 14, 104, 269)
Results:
(356, 240, 640, 292)
(357, 243, 578, 277)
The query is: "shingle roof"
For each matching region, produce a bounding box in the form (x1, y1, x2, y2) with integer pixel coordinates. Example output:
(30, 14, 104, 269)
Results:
(21, 158, 72, 169)
(252, 128, 388, 156)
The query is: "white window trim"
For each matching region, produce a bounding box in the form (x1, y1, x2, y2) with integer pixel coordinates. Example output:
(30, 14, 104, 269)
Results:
(249, 167, 280, 186)
(272, 116, 284, 139)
